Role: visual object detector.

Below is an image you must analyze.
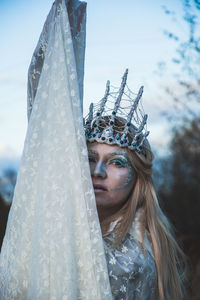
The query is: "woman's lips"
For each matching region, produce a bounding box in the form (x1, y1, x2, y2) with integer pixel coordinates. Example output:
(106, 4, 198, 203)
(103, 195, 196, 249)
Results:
(93, 184, 107, 193)
(94, 188, 105, 193)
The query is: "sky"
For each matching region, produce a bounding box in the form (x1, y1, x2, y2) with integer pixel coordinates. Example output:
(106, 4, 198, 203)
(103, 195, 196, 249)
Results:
(0, 0, 185, 171)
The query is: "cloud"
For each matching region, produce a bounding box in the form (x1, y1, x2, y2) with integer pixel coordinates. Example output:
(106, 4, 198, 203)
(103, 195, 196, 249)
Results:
(0, 75, 26, 86)
(0, 144, 20, 175)
(0, 144, 20, 158)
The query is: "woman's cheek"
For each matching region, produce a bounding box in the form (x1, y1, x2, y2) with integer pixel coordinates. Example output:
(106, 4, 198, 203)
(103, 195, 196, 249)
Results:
(109, 170, 131, 191)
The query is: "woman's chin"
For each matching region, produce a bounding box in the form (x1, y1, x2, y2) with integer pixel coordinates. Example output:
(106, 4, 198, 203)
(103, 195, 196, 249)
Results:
(95, 194, 110, 207)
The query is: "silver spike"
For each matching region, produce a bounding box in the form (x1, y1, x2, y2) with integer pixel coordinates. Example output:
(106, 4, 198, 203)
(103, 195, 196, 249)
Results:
(137, 131, 150, 150)
(136, 114, 148, 134)
(86, 103, 93, 130)
(121, 85, 144, 141)
(98, 80, 110, 116)
(93, 81, 110, 136)
(89, 103, 93, 121)
(127, 86, 144, 124)
(112, 69, 128, 114)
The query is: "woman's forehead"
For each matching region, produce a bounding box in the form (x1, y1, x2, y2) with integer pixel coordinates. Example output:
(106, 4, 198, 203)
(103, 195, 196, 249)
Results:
(87, 142, 126, 156)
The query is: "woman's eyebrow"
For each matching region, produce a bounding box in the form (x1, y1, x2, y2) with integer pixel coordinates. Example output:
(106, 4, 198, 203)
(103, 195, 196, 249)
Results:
(109, 151, 127, 157)
(87, 149, 98, 155)
(87, 149, 127, 159)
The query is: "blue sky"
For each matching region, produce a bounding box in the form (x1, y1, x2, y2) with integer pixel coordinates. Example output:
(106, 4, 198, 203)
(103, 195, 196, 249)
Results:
(0, 0, 185, 170)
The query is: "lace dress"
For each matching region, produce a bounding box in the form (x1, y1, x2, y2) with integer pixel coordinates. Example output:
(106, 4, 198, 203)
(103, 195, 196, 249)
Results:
(104, 211, 158, 300)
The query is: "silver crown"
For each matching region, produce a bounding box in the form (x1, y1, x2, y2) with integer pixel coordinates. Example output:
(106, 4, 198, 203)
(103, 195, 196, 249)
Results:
(84, 69, 149, 153)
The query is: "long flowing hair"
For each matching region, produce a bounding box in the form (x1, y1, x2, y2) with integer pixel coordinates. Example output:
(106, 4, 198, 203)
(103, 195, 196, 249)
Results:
(95, 117, 187, 300)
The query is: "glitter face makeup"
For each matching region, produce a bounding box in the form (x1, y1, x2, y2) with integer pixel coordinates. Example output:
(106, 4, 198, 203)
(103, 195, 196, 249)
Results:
(87, 142, 135, 220)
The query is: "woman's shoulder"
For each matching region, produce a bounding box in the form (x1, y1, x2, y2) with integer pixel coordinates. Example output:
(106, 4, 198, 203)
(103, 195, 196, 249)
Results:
(104, 207, 156, 276)
(104, 228, 155, 275)
(129, 208, 154, 258)
(104, 207, 154, 259)
(103, 218, 157, 299)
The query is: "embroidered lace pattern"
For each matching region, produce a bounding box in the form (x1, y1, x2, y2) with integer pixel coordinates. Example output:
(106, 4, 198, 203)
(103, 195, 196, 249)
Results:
(104, 211, 158, 300)
(0, 1, 112, 299)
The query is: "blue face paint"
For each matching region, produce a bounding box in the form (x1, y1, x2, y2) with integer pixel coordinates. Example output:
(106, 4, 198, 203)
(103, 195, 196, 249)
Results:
(88, 149, 134, 191)
(109, 153, 134, 191)
(87, 143, 135, 220)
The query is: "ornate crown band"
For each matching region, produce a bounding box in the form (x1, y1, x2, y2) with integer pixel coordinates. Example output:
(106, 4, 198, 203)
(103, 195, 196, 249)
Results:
(84, 69, 149, 153)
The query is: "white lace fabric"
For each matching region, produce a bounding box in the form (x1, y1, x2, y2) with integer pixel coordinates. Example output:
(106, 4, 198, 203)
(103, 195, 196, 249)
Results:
(104, 209, 157, 299)
(0, 1, 112, 299)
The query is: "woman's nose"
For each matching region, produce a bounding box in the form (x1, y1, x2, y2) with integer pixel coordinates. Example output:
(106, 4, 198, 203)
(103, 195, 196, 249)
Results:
(92, 161, 107, 179)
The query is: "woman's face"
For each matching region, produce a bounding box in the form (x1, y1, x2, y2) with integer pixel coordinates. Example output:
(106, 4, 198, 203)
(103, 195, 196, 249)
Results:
(87, 142, 135, 215)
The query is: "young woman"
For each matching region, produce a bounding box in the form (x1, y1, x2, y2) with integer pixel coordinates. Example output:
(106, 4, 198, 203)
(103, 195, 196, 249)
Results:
(84, 73, 186, 299)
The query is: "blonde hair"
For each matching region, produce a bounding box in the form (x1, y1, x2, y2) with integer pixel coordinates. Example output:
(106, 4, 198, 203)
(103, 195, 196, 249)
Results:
(94, 117, 186, 300)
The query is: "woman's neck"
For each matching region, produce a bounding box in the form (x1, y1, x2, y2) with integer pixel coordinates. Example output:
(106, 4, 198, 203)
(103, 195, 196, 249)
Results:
(97, 204, 123, 223)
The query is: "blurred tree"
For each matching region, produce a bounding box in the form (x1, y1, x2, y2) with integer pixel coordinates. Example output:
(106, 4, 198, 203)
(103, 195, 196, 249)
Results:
(0, 168, 17, 204)
(156, 1, 200, 234)
(156, 118, 200, 299)
(3, 168, 17, 187)
(0, 194, 11, 251)
(158, 118, 200, 235)
(0, 168, 16, 249)
(160, 0, 200, 121)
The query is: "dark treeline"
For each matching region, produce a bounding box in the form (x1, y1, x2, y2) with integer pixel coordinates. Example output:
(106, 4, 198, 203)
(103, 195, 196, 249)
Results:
(155, 0, 200, 298)
(154, 118, 200, 299)
(0, 194, 10, 251)
(157, 118, 200, 236)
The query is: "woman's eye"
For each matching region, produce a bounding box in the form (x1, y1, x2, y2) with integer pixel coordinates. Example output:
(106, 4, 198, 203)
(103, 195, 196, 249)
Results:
(110, 159, 127, 168)
(88, 156, 96, 163)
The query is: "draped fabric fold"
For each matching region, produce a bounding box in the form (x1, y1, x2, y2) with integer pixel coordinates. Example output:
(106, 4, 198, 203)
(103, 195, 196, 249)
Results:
(0, 0, 112, 299)
(27, 0, 86, 120)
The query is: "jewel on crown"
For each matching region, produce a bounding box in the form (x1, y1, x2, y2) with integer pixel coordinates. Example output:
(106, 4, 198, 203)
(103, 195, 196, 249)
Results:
(84, 69, 149, 153)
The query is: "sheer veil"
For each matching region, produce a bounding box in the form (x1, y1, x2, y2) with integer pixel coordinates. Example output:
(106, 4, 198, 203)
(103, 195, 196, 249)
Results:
(0, 0, 112, 299)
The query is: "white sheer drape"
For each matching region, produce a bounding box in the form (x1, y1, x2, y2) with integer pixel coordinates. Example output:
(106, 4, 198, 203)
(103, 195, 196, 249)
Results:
(0, 0, 112, 299)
